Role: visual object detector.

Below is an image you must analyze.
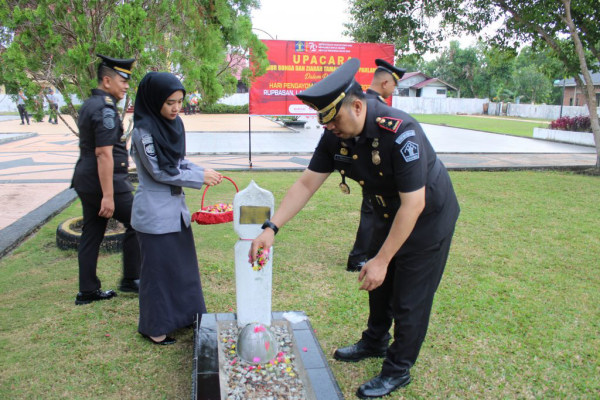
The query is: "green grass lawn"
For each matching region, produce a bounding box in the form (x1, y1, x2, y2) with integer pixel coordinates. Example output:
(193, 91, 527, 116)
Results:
(413, 114, 550, 137)
(1, 171, 599, 399)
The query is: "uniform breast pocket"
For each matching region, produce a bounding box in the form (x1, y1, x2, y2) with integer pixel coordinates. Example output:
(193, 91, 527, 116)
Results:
(334, 154, 353, 173)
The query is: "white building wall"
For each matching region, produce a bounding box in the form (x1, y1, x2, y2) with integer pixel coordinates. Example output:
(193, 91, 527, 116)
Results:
(218, 93, 249, 106)
(421, 85, 447, 98)
(392, 97, 489, 114)
(2, 91, 598, 120)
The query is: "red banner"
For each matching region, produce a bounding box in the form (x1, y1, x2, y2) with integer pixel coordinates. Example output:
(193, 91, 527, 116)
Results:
(250, 40, 395, 116)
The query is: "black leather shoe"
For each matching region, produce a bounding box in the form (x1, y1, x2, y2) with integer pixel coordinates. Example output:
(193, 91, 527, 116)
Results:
(347, 257, 367, 272)
(333, 340, 387, 362)
(119, 278, 140, 293)
(140, 333, 176, 346)
(356, 372, 411, 399)
(75, 289, 117, 305)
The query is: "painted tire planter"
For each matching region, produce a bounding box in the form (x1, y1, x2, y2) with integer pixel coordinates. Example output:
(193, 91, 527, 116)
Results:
(56, 216, 125, 252)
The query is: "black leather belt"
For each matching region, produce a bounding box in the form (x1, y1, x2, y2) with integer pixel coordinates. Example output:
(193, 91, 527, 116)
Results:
(170, 185, 182, 195)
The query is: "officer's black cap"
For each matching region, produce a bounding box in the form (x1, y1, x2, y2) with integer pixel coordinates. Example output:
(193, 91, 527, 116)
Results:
(375, 59, 406, 83)
(97, 54, 135, 79)
(296, 58, 362, 124)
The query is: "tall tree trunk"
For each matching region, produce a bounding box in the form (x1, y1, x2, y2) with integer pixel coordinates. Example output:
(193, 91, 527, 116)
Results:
(562, 0, 600, 169)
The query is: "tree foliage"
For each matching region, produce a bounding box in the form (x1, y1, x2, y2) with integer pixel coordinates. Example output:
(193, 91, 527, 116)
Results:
(0, 0, 268, 135)
(346, 0, 600, 168)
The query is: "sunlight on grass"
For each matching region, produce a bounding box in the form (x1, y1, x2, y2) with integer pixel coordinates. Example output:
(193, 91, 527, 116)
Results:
(414, 114, 549, 137)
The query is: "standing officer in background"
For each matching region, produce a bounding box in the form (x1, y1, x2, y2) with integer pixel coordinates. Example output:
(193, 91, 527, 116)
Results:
(71, 54, 141, 305)
(16, 90, 30, 125)
(250, 59, 459, 398)
(347, 58, 406, 272)
(47, 88, 59, 124)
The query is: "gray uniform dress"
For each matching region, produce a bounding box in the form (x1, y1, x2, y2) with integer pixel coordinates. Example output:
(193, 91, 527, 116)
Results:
(131, 127, 207, 336)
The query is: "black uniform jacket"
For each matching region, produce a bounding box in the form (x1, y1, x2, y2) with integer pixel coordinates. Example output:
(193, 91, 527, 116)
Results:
(72, 89, 133, 194)
(308, 98, 460, 252)
(365, 88, 387, 104)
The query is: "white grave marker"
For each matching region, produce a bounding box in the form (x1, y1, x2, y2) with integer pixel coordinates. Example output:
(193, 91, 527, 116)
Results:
(233, 180, 275, 328)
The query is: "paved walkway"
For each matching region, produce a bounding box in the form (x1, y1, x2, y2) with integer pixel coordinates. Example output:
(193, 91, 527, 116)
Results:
(0, 113, 596, 257)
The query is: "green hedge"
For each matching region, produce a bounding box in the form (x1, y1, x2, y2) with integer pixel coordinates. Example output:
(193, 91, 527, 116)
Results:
(198, 103, 248, 114)
(59, 104, 123, 114)
(59, 103, 247, 115)
(59, 104, 82, 114)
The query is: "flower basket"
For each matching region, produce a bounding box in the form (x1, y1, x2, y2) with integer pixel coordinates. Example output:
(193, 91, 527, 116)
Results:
(191, 176, 239, 225)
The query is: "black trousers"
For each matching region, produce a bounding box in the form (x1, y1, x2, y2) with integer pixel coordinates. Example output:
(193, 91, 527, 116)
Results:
(361, 223, 455, 376)
(17, 104, 30, 124)
(348, 196, 374, 262)
(76, 190, 141, 293)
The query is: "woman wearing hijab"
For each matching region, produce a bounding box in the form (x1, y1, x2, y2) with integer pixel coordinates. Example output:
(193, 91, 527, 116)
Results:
(130, 72, 223, 345)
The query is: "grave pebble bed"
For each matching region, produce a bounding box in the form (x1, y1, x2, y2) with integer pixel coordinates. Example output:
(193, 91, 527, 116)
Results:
(219, 322, 308, 400)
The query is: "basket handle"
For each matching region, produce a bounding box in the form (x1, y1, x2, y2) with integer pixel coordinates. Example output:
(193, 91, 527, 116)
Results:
(201, 176, 239, 209)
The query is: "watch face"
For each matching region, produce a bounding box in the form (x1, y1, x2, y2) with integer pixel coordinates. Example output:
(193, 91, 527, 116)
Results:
(339, 182, 350, 194)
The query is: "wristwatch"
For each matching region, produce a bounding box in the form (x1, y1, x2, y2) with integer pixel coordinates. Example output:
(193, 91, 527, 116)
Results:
(261, 219, 279, 235)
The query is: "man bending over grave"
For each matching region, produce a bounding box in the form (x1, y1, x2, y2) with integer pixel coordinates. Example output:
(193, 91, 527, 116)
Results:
(249, 58, 460, 399)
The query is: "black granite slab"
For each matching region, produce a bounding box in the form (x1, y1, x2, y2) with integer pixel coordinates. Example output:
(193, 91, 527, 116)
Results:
(193, 311, 343, 400)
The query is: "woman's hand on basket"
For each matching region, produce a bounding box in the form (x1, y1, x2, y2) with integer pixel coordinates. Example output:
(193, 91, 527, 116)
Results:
(204, 169, 223, 186)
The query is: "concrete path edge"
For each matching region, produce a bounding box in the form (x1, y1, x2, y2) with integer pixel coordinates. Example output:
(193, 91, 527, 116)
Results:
(0, 188, 77, 258)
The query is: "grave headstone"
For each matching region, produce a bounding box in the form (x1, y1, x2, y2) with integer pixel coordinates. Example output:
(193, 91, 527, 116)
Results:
(232, 180, 275, 328)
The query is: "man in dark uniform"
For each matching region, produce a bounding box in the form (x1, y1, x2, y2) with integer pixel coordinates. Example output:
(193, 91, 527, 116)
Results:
(71, 54, 141, 305)
(347, 58, 406, 272)
(250, 59, 459, 398)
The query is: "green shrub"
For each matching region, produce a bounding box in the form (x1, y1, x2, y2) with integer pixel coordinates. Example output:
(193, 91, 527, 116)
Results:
(59, 104, 123, 114)
(59, 104, 82, 114)
(199, 103, 248, 114)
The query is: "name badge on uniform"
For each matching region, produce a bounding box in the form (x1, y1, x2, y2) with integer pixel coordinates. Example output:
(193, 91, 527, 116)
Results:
(334, 154, 353, 163)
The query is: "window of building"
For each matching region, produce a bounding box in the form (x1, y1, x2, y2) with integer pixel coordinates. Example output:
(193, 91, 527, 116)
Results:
(436, 89, 446, 95)
(397, 88, 409, 97)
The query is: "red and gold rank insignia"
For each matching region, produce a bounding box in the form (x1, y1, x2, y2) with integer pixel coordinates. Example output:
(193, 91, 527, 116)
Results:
(376, 116, 402, 133)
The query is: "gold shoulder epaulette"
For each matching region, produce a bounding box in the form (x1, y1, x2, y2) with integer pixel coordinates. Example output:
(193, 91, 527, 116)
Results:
(375, 116, 402, 133)
(104, 96, 114, 106)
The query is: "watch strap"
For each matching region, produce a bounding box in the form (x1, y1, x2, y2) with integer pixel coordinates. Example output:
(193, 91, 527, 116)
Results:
(261, 219, 279, 235)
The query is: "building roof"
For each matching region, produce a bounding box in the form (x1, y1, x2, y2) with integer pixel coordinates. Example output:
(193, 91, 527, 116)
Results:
(412, 77, 458, 91)
(398, 72, 458, 91)
(555, 71, 600, 87)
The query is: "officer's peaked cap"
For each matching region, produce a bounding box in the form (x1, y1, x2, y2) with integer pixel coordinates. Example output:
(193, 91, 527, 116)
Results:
(296, 58, 362, 124)
(97, 54, 135, 79)
(375, 59, 405, 83)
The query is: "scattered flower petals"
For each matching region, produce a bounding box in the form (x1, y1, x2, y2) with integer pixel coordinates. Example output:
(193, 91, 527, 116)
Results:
(302, 347, 308, 352)
(251, 246, 269, 271)
(201, 203, 233, 213)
